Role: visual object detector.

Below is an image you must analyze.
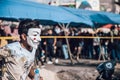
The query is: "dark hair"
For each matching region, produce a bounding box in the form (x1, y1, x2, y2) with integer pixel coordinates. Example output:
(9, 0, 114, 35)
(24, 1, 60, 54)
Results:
(10, 24, 17, 33)
(110, 25, 115, 31)
(18, 19, 40, 35)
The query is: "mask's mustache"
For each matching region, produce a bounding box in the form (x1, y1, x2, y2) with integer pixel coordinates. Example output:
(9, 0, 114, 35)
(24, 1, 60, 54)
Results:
(29, 38, 40, 45)
(31, 37, 41, 43)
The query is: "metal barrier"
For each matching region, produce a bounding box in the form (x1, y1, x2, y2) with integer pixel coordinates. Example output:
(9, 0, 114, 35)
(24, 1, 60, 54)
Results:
(0, 36, 120, 63)
(0, 36, 120, 39)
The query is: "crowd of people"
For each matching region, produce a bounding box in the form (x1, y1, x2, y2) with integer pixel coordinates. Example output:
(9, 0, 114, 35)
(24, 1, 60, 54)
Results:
(0, 20, 120, 66)
(0, 19, 120, 80)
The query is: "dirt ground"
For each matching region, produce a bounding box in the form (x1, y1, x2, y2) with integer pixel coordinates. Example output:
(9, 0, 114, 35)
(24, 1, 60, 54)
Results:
(43, 59, 120, 80)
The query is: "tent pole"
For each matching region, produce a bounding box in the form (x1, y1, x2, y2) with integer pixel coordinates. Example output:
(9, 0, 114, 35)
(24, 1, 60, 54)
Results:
(58, 23, 63, 28)
(58, 23, 74, 65)
(66, 22, 70, 28)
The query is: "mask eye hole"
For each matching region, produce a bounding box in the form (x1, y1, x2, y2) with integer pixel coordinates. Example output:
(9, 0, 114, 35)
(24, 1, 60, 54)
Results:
(33, 34, 37, 36)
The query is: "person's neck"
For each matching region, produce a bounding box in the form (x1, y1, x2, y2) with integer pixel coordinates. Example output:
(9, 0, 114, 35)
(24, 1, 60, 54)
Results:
(20, 41, 33, 52)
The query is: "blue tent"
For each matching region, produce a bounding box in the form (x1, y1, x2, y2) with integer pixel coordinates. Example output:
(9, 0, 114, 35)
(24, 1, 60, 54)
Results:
(61, 7, 120, 25)
(90, 11, 120, 24)
(0, 0, 93, 26)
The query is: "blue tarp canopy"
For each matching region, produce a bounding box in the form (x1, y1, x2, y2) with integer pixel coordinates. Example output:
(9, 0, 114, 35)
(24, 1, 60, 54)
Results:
(61, 7, 120, 25)
(90, 11, 120, 24)
(0, 0, 93, 26)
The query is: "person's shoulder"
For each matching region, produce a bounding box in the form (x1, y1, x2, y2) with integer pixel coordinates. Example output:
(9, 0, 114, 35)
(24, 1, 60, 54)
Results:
(6, 42, 21, 50)
(7, 42, 19, 46)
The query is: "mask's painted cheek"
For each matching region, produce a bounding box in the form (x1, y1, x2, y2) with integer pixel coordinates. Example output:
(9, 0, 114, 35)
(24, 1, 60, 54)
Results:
(30, 35, 41, 43)
(27, 36, 39, 49)
(34, 38, 36, 40)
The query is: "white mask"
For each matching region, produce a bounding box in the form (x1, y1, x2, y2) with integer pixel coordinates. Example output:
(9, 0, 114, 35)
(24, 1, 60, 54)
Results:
(27, 28, 41, 49)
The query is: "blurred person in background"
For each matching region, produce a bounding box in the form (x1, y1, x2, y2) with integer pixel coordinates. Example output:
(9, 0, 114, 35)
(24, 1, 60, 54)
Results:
(35, 43, 45, 67)
(109, 26, 118, 60)
(0, 21, 4, 47)
(54, 25, 63, 63)
(93, 33, 100, 60)
(0, 21, 9, 47)
(0, 20, 5, 36)
(45, 29, 56, 64)
(69, 28, 82, 60)
(115, 31, 120, 61)
(61, 28, 70, 59)
(83, 30, 93, 59)
(76, 28, 84, 60)
(40, 29, 48, 63)
(10, 23, 20, 42)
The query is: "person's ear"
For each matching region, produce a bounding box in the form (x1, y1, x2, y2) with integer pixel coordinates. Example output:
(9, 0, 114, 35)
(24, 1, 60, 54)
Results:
(21, 33, 27, 41)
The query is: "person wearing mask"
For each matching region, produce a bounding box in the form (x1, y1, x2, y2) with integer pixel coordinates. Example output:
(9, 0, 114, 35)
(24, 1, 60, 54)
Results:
(0, 19, 41, 80)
